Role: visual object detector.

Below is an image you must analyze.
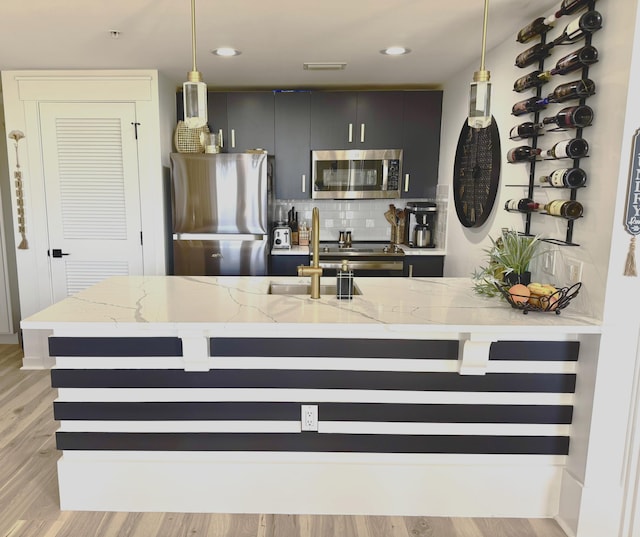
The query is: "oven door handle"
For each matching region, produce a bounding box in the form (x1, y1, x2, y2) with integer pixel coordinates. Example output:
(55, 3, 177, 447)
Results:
(318, 260, 404, 271)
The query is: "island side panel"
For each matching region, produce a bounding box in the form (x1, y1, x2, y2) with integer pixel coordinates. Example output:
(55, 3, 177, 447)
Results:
(50, 332, 579, 515)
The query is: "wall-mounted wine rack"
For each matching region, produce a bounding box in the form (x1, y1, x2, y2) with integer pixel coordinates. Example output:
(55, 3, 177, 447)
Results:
(508, 0, 600, 246)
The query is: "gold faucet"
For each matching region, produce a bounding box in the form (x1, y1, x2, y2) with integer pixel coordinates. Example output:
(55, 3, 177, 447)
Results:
(297, 207, 323, 299)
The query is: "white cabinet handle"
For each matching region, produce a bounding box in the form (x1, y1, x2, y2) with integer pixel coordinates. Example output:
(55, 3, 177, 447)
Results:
(302, 174, 306, 193)
(218, 129, 224, 148)
(348, 123, 353, 143)
(231, 129, 236, 149)
(404, 173, 410, 192)
(360, 123, 365, 143)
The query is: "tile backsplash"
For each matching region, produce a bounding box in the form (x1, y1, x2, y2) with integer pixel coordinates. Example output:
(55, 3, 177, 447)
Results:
(273, 185, 448, 247)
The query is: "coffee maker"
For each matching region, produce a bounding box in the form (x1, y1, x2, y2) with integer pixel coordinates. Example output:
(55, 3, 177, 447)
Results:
(404, 202, 437, 248)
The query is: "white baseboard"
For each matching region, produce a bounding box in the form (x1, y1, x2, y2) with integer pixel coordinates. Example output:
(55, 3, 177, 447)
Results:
(57, 455, 563, 516)
(0, 333, 19, 344)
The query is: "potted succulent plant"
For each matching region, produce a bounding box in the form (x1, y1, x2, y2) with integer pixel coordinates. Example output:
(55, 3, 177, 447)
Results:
(472, 229, 543, 297)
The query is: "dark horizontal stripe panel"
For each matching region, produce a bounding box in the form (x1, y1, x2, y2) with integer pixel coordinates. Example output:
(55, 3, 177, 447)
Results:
(50, 369, 576, 393)
(209, 338, 459, 359)
(54, 401, 301, 421)
(53, 401, 573, 424)
(49, 337, 183, 357)
(56, 432, 569, 455)
(489, 341, 580, 362)
(320, 403, 574, 424)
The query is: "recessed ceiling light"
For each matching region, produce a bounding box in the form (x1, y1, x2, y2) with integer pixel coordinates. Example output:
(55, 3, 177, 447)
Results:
(211, 47, 241, 57)
(380, 46, 411, 56)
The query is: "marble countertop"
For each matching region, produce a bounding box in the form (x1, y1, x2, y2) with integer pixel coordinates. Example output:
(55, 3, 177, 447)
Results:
(21, 276, 601, 335)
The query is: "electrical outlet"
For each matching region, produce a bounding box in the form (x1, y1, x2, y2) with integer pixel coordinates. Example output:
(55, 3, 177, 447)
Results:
(301, 404, 318, 431)
(542, 251, 556, 276)
(566, 258, 583, 284)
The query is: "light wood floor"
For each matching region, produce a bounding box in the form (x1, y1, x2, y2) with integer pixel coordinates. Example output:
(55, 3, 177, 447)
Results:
(0, 343, 569, 537)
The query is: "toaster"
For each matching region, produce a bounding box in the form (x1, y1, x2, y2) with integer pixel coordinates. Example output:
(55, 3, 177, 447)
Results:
(272, 224, 291, 249)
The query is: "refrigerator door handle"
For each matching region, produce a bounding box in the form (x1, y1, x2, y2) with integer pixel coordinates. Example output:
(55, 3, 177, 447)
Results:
(173, 233, 266, 241)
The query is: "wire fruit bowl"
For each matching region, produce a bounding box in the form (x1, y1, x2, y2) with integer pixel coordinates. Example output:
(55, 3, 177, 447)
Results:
(495, 282, 582, 314)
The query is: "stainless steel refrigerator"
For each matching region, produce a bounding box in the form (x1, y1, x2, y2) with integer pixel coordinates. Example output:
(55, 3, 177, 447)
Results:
(170, 152, 269, 276)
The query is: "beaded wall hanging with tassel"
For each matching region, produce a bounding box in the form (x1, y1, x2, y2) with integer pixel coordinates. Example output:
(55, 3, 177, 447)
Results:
(8, 130, 28, 249)
(624, 129, 640, 276)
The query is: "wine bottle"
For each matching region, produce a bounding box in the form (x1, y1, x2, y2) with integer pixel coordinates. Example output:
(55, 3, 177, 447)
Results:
(551, 11, 603, 46)
(509, 122, 545, 140)
(539, 167, 587, 188)
(553, 0, 599, 18)
(513, 71, 552, 92)
(517, 16, 557, 44)
(507, 146, 542, 163)
(543, 199, 584, 219)
(548, 45, 599, 76)
(546, 138, 589, 159)
(512, 97, 548, 116)
(542, 105, 594, 129)
(516, 0, 598, 44)
(515, 43, 554, 69)
(505, 198, 540, 213)
(546, 79, 596, 103)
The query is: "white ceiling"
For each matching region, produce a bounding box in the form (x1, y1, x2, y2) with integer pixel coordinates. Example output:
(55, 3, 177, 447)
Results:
(0, 0, 559, 90)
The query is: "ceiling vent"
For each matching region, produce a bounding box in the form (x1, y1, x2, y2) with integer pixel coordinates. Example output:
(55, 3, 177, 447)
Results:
(303, 62, 347, 71)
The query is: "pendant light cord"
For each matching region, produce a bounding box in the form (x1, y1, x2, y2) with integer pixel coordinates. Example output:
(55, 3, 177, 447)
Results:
(190, 0, 198, 72)
(479, 0, 489, 72)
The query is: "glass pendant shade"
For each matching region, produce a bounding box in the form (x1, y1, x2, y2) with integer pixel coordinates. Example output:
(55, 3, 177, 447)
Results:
(468, 0, 492, 129)
(183, 78, 208, 128)
(182, 0, 208, 129)
(468, 78, 492, 129)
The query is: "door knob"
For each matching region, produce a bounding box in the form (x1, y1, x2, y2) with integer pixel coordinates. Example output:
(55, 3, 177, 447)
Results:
(49, 249, 70, 258)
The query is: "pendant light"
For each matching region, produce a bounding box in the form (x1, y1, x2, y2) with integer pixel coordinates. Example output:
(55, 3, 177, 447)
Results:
(468, 0, 492, 129)
(183, 0, 208, 128)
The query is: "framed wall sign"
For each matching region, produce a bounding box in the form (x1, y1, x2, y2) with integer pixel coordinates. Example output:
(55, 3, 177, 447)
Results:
(624, 129, 640, 276)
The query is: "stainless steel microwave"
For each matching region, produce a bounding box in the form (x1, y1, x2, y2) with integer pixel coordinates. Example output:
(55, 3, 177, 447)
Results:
(311, 149, 402, 199)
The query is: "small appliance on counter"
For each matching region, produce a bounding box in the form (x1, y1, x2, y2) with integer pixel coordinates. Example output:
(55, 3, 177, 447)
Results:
(405, 201, 437, 248)
(272, 222, 291, 249)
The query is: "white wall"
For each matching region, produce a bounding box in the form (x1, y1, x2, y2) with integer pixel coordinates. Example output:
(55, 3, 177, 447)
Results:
(439, 0, 638, 321)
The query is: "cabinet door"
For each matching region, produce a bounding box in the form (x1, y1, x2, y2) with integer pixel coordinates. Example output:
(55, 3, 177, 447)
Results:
(404, 256, 444, 277)
(270, 254, 309, 276)
(355, 92, 404, 149)
(206, 92, 229, 144)
(226, 92, 275, 154)
(274, 92, 311, 199)
(310, 92, 358, 149)
(401, 91, 443, 198)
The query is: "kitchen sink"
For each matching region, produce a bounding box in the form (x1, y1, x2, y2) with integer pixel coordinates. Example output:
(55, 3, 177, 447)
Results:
(268, 282, 362, 296)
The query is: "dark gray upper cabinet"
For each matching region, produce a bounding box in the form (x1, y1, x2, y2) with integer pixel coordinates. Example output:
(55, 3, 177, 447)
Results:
(401, 91, 443, 199)
(207, 92, 275, 154)
(310, 92, 404, 149)
(274, 91, 311, 199)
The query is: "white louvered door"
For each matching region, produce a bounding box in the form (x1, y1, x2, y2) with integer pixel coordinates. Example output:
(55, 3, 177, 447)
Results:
(39, 102, 143, 301)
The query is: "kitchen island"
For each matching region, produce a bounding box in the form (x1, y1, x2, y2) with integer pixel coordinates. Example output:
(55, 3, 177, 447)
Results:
(24, 275, 601, 518)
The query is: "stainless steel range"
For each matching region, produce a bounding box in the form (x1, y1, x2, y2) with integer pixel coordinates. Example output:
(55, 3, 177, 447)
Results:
(313, 242, 405, 276)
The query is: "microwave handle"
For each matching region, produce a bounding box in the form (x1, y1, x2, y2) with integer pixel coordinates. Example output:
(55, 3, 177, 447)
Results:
(404, 173, 410, 193)
(348, 123, 353, 143)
